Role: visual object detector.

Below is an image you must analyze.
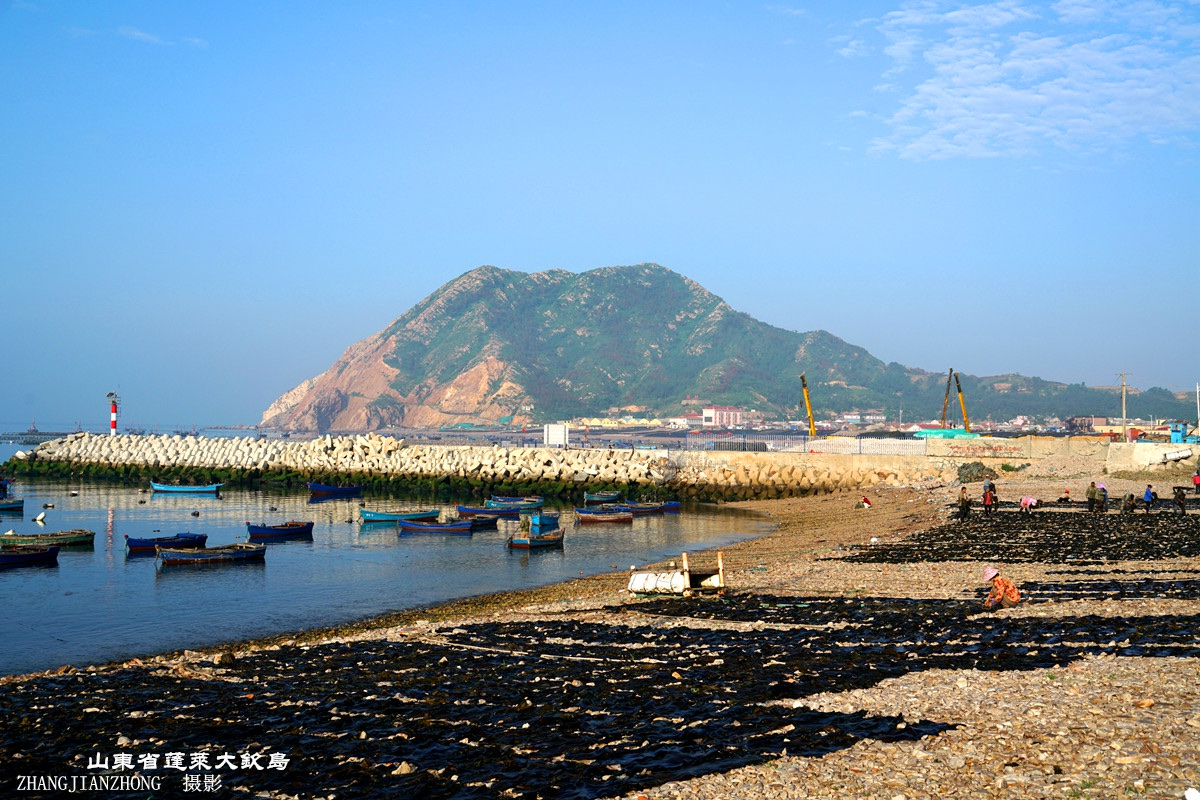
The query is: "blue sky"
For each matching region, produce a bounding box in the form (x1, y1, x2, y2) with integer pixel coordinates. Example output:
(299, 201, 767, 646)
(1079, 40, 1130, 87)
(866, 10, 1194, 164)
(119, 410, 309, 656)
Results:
(2, 0, 1197, 430)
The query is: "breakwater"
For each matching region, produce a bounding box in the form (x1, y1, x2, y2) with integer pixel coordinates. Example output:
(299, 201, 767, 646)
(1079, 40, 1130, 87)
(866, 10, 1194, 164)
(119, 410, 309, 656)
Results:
(7, 432, 951, 500)
(8, 432, 1193, 500)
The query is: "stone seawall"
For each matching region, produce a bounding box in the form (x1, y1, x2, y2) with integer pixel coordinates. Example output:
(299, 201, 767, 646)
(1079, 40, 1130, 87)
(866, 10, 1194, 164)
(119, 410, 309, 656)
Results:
(10, 433, 954, 500)
(11, 432, 1193, 500)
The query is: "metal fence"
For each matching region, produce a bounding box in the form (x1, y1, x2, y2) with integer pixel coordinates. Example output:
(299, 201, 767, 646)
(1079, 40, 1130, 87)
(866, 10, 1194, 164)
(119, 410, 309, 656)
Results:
(683, 431, 928, 456)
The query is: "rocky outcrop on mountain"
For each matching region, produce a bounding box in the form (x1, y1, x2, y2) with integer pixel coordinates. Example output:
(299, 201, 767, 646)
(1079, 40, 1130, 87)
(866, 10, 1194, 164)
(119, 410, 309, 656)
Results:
(259, 264, 1193, 433)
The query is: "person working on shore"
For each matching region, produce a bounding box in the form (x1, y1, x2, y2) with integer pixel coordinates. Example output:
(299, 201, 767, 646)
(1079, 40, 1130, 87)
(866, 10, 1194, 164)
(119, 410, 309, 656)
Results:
(1174, 486, 1188, 515)
(1098, 484, 1108, 512)
(1144, 484, 1156, 513)
(982, 485, 996, 517)
(1057, 489, 1071, 503)
(982, 566, 1021, 610)
(1019, 496, 1039, 515)
(1086, 481, 1099, 513)
(1121, 493, 1138, 514)
(957, 487, 971, 520)
(1193, 471, 1199, 495)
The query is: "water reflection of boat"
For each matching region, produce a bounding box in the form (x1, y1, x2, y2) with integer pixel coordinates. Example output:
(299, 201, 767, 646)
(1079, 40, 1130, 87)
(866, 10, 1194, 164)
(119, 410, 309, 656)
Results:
(125, 532, 207, 553)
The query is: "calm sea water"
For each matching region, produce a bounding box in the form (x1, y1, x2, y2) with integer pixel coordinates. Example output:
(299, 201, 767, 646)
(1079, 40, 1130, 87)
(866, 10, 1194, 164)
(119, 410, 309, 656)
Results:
(0, 454, 768, 676)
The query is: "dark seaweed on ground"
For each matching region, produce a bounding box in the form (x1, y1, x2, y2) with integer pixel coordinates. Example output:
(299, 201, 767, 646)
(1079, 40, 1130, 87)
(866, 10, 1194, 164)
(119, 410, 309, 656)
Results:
(841, 512, 1200, 564)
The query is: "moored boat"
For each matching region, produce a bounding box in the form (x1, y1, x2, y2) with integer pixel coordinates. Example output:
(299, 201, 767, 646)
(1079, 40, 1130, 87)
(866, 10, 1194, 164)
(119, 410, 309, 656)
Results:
(457, 504, 521, 518)
(359, 508, 440, 523)
(529, 512, 560, 531)
(246, 520, 314, 540)
(507, 528, 564, 549)
(125, 532, 207, 553)
(490, 495, 544, 505)
(156, 542, 266, 566)
(584, 490, 621, 504)
(0, 545, 59, 567)
(0, 497, 25, 513)
(398, 519, 473, 534)
(572, 509, 633, 524)
(150, 481, 224, 494)
(485, 497, 543, 509)
(1, 529, 96, 548)
(307, 482, 363, 497)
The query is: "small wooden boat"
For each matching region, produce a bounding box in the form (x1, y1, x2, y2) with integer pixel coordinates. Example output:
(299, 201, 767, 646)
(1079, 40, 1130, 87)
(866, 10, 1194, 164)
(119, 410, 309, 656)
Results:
(307, 482, 363, 497)
(661, 500, 681, 512)
(359, 508, 439, 523)
(1, 529, 95, 548)
(485, 497, 543, 509)
(584, 490, 621, 504)
(247, 520, 314, 540)
(0, 497, 25, 512)
(398, 519, 473, 534)
(0, 545, 59, 567)
(150, 481, 224, 493)
(125, 532, 207, 553)
(461, 514, 501, 530)
(457, 504, 521, 518)
(572, 509, 633, 524)
(507, 528, 564, 549)
(618, 502, 668, 515)
(156, 542, 266, 566)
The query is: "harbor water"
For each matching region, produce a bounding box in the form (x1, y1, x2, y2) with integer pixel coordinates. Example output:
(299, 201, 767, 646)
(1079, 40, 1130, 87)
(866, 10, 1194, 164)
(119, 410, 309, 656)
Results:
(0, 448, 768, 676)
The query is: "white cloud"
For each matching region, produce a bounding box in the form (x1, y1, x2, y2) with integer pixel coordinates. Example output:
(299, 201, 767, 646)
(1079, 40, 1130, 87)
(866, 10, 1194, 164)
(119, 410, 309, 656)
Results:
(863, 0, 1200, 158)
(767, 5, 808, 16)
(117, 27, 172, 45)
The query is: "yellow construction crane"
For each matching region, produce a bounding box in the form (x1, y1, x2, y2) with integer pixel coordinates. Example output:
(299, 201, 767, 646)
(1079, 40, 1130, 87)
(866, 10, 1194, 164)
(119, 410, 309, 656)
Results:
(939, 367, 972, 433)
(800, 373, 817, 438)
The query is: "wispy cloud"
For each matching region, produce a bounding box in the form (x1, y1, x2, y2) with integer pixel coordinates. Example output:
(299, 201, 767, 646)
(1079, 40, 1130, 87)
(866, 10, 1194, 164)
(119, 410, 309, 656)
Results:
(831, 35, 872, 57)
(117, 26, 173, 45)
(860, 0, 1200, 159)
(767, 5, 808, 16)
(183, 37, 209, 49)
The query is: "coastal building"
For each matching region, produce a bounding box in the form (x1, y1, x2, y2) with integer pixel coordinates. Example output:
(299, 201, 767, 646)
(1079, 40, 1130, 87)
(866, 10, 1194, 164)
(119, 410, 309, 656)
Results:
(702, 406, 742, 428)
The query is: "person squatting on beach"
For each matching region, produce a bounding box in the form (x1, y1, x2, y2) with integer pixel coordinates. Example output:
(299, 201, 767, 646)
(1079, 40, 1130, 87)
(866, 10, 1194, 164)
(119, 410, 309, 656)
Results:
(1019, 496, 1039, 515)
(982, 485, 996, 517)
(957, 487, 971, 520)
(1121, 493, 1138, 514)
(982, 567, 1021, 610)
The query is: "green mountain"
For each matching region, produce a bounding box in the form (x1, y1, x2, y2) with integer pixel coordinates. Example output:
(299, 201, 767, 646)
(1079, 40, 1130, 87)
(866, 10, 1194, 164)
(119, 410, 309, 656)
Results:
(260, 264, 1193, 431)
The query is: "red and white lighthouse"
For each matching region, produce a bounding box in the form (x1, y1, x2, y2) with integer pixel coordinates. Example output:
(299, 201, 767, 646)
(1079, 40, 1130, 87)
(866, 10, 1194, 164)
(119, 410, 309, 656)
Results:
(106, 392, 119, 436)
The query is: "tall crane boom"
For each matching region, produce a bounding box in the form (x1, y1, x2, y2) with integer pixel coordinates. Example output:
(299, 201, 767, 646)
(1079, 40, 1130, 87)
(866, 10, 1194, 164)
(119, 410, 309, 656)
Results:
(940, 368, 954, 429)
(800, 373, 817, 438)
(954, 372, 971, 433)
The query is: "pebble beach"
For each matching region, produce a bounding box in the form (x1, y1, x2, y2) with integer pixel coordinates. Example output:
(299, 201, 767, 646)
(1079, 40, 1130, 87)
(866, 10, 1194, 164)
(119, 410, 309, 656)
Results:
(2, 464, 1198, 799)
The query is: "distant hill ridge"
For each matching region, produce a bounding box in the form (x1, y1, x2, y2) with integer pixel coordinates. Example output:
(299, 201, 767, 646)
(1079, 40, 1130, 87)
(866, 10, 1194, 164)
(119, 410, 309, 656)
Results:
(260, 264, 1191, 432)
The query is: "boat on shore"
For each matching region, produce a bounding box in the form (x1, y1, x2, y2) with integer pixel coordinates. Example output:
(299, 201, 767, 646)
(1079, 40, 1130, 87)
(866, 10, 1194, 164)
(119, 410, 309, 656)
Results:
(125, 532, 207, 553)
(247, 520, 314, 540)
(0, 545, 59, 567)
(156, 542, 266, 566)
(359, 509, 440, 523)
(307, 482, 363, 497)
(150, 481, 224, 494)
(1, 529, 96, 548)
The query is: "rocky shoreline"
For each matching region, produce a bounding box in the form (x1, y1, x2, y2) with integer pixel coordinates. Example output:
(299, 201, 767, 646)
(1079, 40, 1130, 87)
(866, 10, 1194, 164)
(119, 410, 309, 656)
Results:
(2, 472, 1198, 799)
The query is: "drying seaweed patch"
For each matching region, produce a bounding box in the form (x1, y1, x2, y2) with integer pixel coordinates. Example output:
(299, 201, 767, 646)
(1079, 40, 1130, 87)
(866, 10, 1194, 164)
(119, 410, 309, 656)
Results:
(839, 512, 1200, 564)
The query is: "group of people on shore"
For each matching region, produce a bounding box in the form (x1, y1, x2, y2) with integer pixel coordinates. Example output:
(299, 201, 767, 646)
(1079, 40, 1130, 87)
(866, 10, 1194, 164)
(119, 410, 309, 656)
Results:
(956, 472, 1198, 520)
(956, 478, 1040, 520)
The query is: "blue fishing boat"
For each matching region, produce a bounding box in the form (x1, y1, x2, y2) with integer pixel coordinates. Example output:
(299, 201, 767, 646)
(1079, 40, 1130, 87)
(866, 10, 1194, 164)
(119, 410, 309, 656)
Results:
(584, 490, 621, 504)
(490, 495, 543, 505)
(359, 509, 440, 523)
(246, 520, 314, 540)
(0, 545, 59, 567)
(307, 482, 363, 497)
(125, 532, 207, 554)
(398, 519, 473, 534)
(529, 512, 560, 531)
(156, 542, 266, 566)
(0, 497, 24, 513)
(150, 481, 224, 494)
(485, 497, 543, 509)
(572, 508, 633, 524)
